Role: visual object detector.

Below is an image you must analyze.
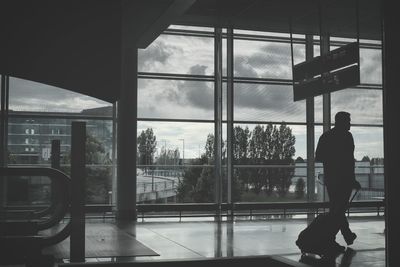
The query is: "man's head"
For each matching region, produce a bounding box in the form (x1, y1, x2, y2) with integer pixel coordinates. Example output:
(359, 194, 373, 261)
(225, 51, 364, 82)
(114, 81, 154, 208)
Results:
(335, 111, 351, 131)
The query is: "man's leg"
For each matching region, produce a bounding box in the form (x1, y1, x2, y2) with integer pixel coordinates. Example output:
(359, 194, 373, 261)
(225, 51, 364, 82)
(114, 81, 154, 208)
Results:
(340, 187, 357, 245)
(328, 185, 356, 245)
(326, 185, 346, 253)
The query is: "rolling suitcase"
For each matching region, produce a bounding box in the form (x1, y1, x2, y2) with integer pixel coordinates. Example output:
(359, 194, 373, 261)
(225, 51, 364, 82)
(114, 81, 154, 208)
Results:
(295, 189, 359, 258)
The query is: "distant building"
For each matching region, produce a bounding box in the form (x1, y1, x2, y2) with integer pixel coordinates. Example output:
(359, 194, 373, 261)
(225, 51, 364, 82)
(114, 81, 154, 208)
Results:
(7, 106, 113, 165)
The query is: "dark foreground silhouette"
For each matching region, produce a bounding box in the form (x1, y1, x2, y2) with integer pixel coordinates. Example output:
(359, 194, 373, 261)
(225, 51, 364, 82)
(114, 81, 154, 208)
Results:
(296, 112, 361, 258)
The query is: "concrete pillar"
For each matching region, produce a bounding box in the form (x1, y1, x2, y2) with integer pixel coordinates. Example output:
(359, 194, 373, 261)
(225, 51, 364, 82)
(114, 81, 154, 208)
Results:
(383, 1, 399, 265)
(116, 1, 138, 221)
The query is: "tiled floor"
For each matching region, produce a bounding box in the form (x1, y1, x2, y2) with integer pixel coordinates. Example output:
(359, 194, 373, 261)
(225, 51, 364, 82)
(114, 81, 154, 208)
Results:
(63, 216, 385, 266)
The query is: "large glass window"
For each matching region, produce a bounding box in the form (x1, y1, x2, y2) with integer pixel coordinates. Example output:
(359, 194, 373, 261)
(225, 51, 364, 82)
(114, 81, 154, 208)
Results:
(137, 26, 215, 204)
(7, 77, 113, 205)
(136, 26, 384, 207)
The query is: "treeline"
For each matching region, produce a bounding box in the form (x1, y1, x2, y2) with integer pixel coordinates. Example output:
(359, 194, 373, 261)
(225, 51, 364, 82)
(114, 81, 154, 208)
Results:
(177, 123, 297, 202)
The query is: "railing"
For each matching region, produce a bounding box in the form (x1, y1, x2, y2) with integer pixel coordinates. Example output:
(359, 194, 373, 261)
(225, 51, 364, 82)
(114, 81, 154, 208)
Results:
(74, 200, 385, 222)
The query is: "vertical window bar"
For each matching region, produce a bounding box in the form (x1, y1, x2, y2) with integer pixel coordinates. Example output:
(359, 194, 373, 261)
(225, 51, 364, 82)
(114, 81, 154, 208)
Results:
(214, 27, 223, 216)
(226, 27, 234, 207)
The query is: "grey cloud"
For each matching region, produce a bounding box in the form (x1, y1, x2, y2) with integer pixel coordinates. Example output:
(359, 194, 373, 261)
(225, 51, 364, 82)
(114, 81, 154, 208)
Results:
(234, 43, 292, 78)
(331, 89, 382, 124)
(188, 64, 208, 76)
(360, 51, 382, 83)
(234, 56, 259, 77)
(9, 77, 106, 112)
(138, 40, 181, 71)
(235, 84, 291, 111)
(177, 65, 213, 109)
(154, 64, 213, 110)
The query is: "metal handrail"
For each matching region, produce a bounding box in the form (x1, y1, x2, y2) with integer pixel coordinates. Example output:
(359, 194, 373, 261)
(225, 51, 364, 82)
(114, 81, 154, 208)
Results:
(0, 167, 71, 232)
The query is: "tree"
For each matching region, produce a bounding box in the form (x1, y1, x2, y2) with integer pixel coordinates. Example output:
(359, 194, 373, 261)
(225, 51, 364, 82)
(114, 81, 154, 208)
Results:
(243, 123, 296, 197)
(61, 134, 112, 204)
(176, 157, 207, 202)
(137, 128, 157, 174)
(248, 125, 267, 194)
(156, 147, 180, 167)
(85, 135, 112, 204)
(233, 126, 251, 191)
(295, 178, 306, 199)
(361, 155, 371, 162)
(295, 156, 305, 163)
(273, 123, 296, 197)
(176, 123, 296, 202)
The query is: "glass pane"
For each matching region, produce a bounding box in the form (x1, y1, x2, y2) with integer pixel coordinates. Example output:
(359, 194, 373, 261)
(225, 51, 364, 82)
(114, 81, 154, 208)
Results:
(138, 79, 214, 120)
(137, 121, 215, 203)
(234, 84, 306, 122)
(7, 113, 113, 205)
(138, 34, 214, 75)
(360, 48, 382, 84)
(314, 95, 323, 123)
(293, 44, 306, 65)
(331, 89, 383, 125)
(9, 77, 111, 113)
(234, 40, 292, 79)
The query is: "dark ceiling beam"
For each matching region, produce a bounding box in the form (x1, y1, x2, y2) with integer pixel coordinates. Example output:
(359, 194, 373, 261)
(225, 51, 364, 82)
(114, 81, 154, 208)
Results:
(137, 0, 196, 48)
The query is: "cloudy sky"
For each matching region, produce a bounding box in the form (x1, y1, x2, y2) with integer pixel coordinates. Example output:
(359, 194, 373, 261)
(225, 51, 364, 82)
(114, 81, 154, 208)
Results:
(7, 26, 383, 160)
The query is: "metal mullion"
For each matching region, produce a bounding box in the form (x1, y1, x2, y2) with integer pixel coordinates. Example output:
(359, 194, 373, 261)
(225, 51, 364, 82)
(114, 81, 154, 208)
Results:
(232, 80, 292, 86)
(226, 27, 234, 206)
(162, 30, 214, 38)
(137, 118, 214, 123)
(355, 84, 383, 90)
(138, 72, 214, 81)
(233, 120, 307, 126)
(233, 34, 305, 44)
(321, 35, 331, 132)
(0, 75, 5, 167)
(8, 112, 113, 121)
(4, 76, 9, 167)
(214, 27, 223, 216)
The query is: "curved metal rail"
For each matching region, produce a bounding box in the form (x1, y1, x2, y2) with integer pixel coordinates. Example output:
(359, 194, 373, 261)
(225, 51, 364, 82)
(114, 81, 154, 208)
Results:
(0, 167, 71, 246)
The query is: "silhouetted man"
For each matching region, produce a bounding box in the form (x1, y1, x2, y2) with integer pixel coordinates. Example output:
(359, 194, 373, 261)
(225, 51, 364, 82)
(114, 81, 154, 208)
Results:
(315, 111, 361, 252)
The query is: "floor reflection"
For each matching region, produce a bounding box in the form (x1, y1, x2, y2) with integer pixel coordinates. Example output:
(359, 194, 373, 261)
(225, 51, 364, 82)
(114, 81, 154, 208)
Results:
(299, 248, 357, 267)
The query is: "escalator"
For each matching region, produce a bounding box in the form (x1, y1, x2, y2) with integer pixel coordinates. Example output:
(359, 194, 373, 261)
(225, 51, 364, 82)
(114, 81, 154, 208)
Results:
(0, 167, 72, 266)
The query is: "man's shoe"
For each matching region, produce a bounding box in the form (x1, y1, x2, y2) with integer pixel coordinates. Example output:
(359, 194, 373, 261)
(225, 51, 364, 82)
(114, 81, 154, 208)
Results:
(344, 232, 357, 245)
(328, 241, 346, 254)
(323, 242, 345, 261)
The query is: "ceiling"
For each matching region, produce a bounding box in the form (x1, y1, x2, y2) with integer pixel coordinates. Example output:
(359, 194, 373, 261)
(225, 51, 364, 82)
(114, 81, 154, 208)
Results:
(0, 0, 382, 103)
(178, 0, 382, 40)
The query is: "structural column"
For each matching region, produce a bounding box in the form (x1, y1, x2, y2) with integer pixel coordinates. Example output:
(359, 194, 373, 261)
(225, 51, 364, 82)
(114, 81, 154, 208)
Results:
(382, 1, 398, 265)
(0, 75, 9, 210)
(116, 1, 138, 221)
(305, 35, 316, 219)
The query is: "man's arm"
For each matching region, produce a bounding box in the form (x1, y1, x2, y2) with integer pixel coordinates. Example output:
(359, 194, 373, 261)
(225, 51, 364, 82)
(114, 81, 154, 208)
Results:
(349, 132, 361, 189)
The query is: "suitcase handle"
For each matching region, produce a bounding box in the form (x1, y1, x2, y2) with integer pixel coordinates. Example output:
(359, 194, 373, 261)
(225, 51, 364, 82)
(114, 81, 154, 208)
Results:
(349, 188, 359, 204)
